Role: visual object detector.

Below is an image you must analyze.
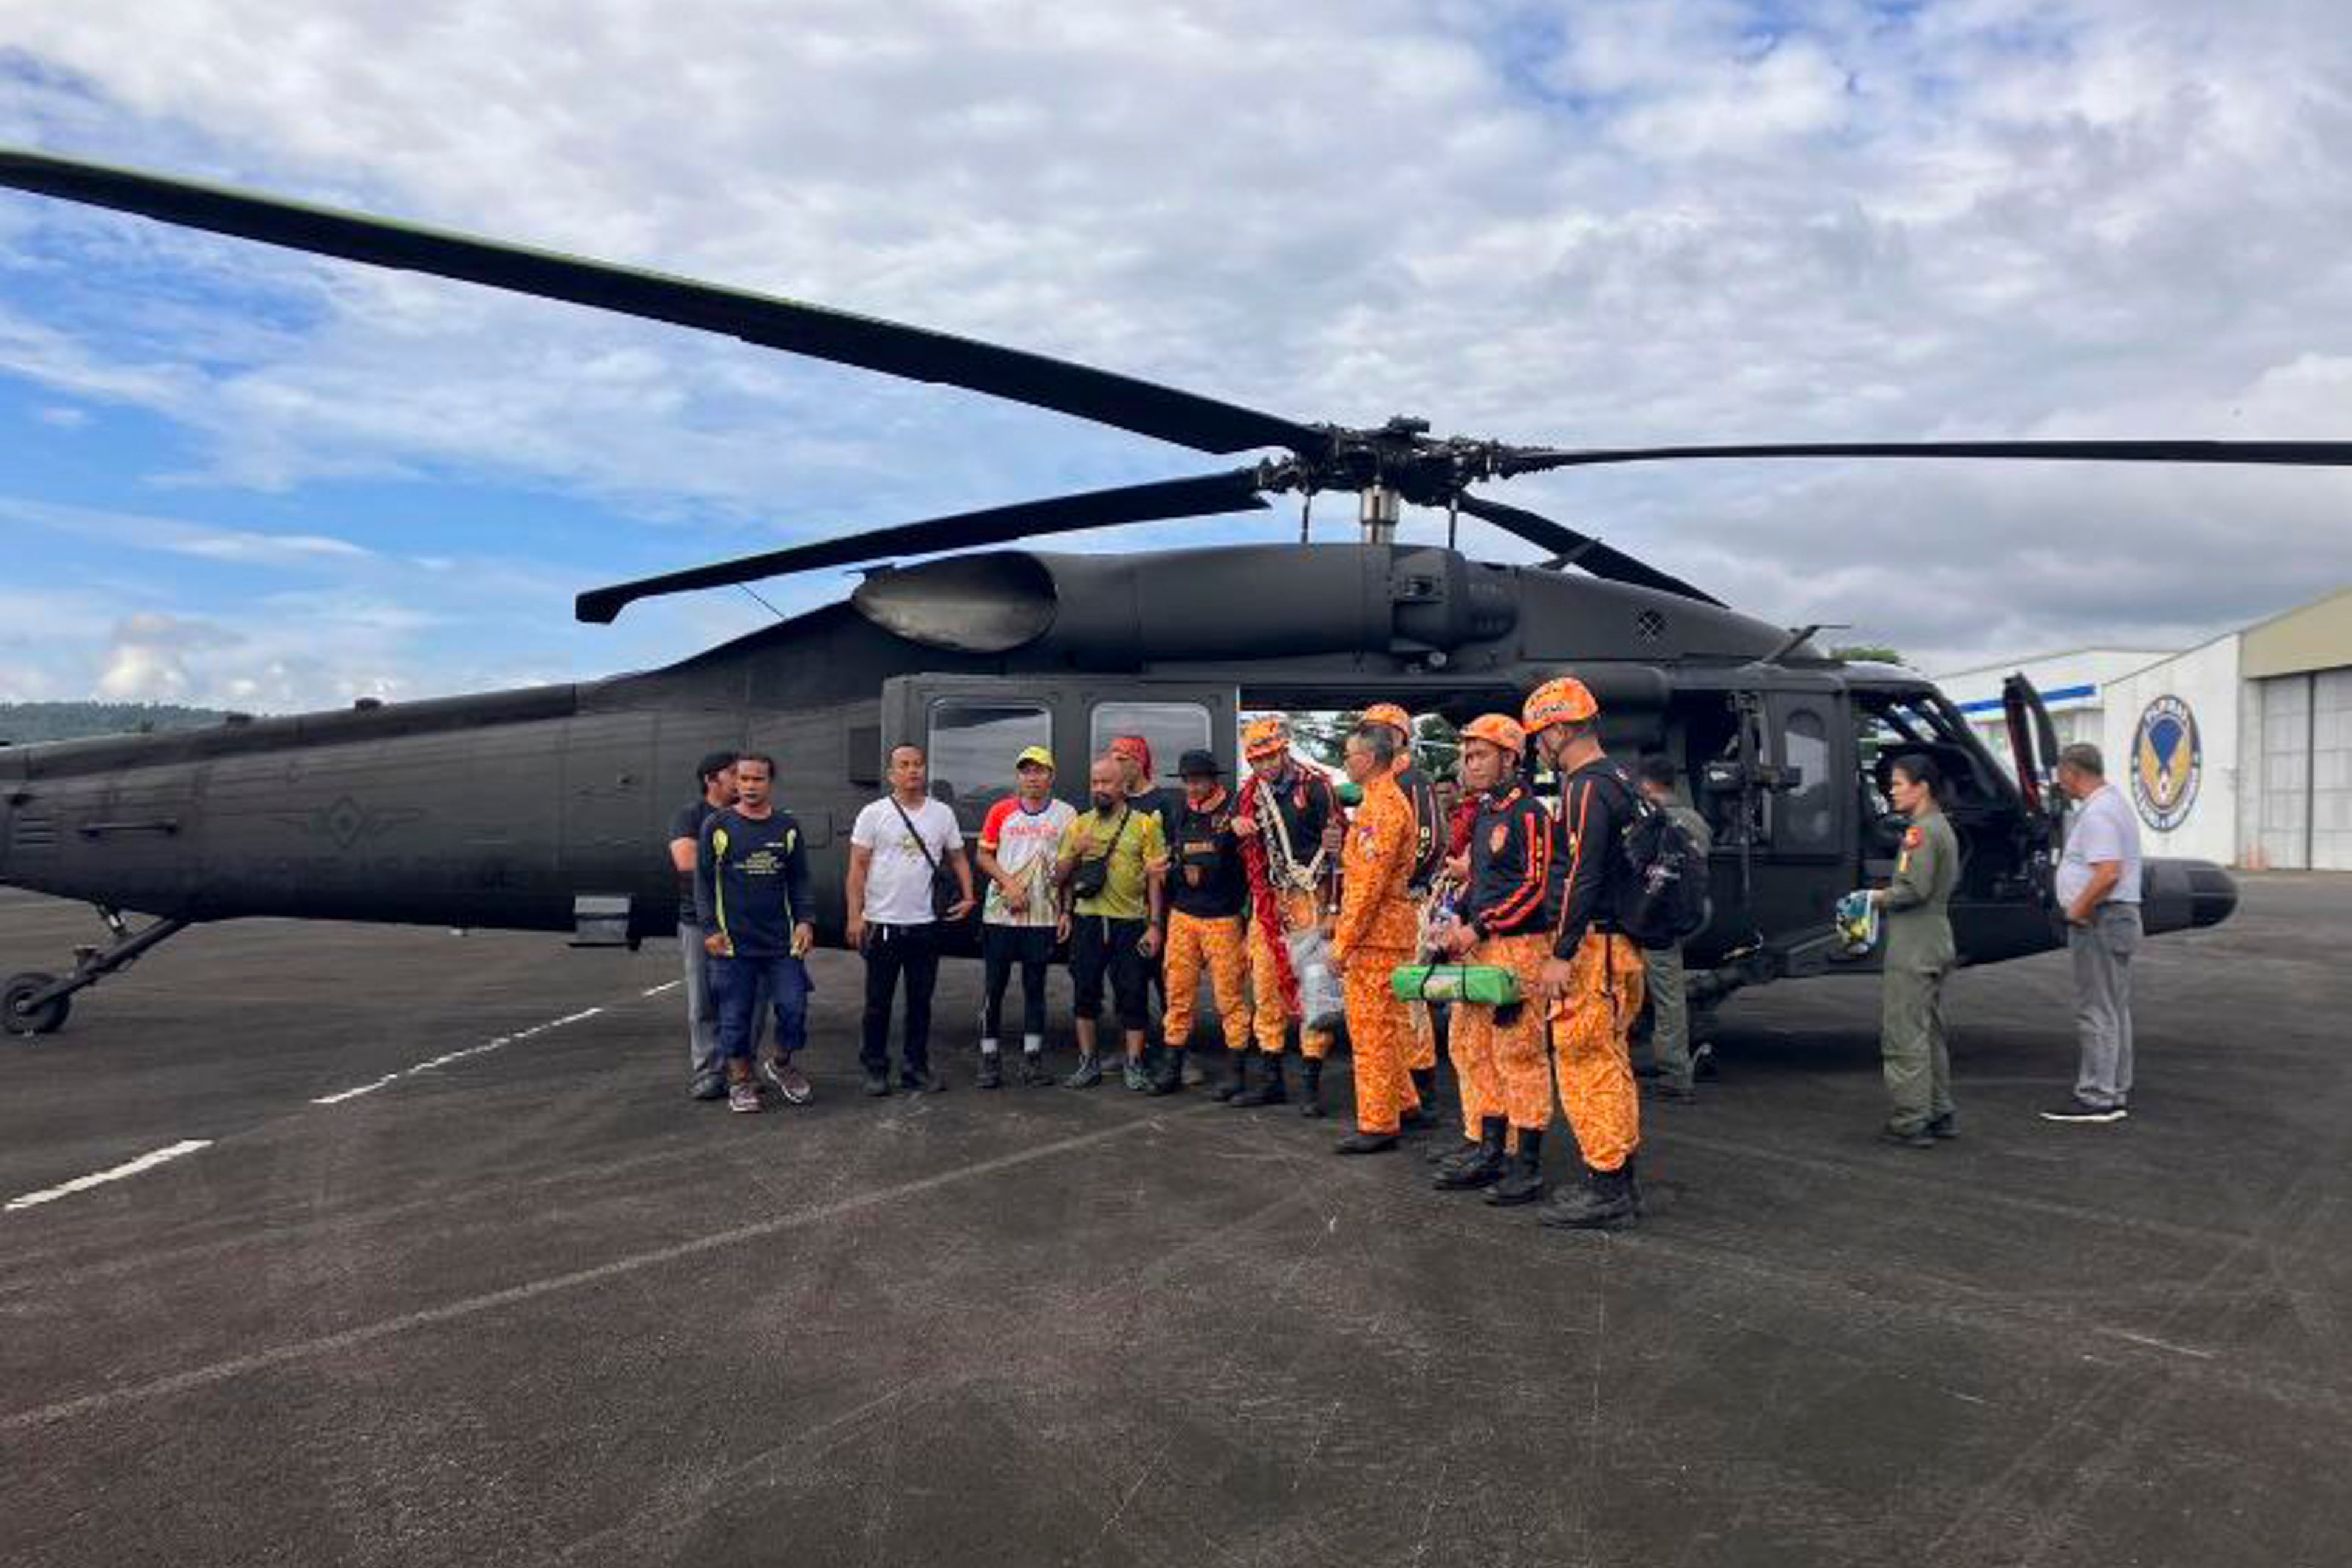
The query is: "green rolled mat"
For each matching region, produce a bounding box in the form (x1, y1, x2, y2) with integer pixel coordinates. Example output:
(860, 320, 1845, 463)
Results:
(1390, 964, 1521, 1005)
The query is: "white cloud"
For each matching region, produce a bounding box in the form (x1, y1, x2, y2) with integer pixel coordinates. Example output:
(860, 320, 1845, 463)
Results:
(0, 0, 2348, 690)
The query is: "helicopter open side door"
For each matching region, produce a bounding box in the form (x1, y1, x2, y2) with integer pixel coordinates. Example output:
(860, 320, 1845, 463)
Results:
(2001, 672, 2069, 915)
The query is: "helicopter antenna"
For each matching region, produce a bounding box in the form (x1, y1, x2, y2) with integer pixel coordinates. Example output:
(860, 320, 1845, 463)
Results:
(736, 583, 788, 621)
(1298, 490, 1312, 544)
(1446, 493, 1460, 552)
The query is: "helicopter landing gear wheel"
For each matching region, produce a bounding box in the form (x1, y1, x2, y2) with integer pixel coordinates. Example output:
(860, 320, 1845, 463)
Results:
(3, 972, 70, 1037)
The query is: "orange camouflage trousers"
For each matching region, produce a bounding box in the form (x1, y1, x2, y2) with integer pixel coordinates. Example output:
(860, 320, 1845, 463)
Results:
(1164, 911, 1252, 1051)
(1446, 933, 1553, 1136)
(1545, 930, 1646, 1173)
(1342, 944, 1420, 1134)
(1248, 886, 1333, 1059)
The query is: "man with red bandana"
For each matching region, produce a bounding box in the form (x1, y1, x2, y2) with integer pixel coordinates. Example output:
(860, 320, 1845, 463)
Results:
(1231, 717, 1344, 1114)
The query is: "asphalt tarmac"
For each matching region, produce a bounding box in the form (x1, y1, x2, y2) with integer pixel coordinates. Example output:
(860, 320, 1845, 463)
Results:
(1, 876, 2345, 1567)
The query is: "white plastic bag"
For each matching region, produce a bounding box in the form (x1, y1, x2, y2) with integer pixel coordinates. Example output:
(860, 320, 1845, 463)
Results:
(1285, 925, 1347, 1034)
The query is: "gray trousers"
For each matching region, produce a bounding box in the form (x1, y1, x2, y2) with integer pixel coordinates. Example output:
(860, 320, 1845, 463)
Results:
(1881, 961, 1955, 1133)
(1640, 944, 1692, 1089)
(680, 920, 767, 1085)
(2068, 903, 2140, 1110)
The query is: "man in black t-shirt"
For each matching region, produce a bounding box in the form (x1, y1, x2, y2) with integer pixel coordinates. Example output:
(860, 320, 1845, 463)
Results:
(670, 751, 739, 1101)
(696, 753, 816, 1114)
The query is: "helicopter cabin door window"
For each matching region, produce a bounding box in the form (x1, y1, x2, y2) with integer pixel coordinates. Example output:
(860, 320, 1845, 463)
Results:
(926, 701, 1051, 830)
(1773, 704, 1838, 853)
(1089, 701, 1212, 781)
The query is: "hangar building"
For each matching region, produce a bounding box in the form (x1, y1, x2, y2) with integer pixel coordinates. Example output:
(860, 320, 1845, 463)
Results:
(1934, 587, 2352, 871)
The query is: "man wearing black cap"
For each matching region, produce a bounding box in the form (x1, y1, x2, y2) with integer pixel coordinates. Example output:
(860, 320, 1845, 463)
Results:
(671, 751, 740, 1100)
(1157, 748, 1253, 1096)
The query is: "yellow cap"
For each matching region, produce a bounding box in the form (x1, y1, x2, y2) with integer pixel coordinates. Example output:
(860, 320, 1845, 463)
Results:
(1015, 745, 1055, 771)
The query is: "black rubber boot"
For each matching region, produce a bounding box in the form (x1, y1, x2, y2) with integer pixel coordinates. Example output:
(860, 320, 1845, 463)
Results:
(1401, 1067, 1440, 1131)
(1485, 1130, 1546, 1206)
(1297, 1057, 1325, 1118)
(1539, 1161, 1639, 1230)
(1149, 1048, 1187, 1096)
(1211, 1050, 1251, 1103)
(1435, 1116, 1509, 1190)
(1333, 1128, 1400, 1155)
(1234, 1052, 1288, 1106)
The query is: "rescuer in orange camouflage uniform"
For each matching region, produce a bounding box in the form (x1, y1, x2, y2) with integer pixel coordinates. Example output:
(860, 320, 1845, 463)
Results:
(1231, 717, 1345, 1114)
(1524, 675, 1647, 1228)
(1360, 701, 1446, 1130)
(1329, 719, 1424, 1153)
(1427, 714, 1556, 1197)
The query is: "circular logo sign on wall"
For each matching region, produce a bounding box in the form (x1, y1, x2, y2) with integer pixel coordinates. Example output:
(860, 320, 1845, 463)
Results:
(2132, 695, 2201, 833)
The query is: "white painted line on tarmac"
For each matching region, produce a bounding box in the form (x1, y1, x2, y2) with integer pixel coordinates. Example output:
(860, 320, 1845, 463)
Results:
(314, 1005, 609, 1105)
(641, 980, 681, 998)
(5, 1140, 213, 1213)
(311, 1075, 400, 1105)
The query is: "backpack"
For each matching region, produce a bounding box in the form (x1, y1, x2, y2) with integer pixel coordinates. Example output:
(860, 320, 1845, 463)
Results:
(1605, 766, 1712, 951)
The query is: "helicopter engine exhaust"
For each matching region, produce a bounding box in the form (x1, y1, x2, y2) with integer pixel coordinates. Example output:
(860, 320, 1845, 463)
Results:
(849, 544, 1517, 667)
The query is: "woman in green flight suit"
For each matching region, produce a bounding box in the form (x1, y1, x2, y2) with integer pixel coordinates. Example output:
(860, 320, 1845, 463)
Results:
(1873, 753, 1960, 1148)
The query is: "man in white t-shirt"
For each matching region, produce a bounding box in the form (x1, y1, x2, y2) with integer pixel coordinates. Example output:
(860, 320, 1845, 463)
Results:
(2045, 741, 2144, 1125)
(974, 745, 1077, 1088)
(848, 744, 975, 1096)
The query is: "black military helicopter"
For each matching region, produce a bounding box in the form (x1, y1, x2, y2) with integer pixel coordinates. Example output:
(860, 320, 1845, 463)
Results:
(0, 148, 2296, 1038)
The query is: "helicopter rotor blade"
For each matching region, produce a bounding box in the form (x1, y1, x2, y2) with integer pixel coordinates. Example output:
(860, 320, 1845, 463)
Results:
(575, 468, 1270, 623)
(1455, 493, 1723, 607)
(1494, 440, 2352, 476)
(0, 148, 1319, 457)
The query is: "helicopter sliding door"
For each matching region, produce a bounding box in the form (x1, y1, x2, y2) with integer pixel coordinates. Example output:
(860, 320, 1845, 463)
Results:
(881, 675, 1239, 955)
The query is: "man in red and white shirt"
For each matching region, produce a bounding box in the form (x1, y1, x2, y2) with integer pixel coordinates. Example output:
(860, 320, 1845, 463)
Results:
(974, 745, 1077, 1088)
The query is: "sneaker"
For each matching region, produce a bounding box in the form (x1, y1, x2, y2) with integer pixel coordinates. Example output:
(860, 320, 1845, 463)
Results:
(2040, 1098, 2127, 1124)
(1333, 1130, 1400, 1155)
(976, 1054, 1003, 1091)
(757, 1055, 814, 1105)
(1019, 1052, 1054, 1087)
(1878, 1123, 1934, 1149)
(728, 1080, 761, 1114)
(1123, 1060, 1152, 1092)
(863, 1071, 892, 1098)
(903, 1066, 948, 1094)
(1926, 1112, 1958, 1140)
(691, 1074, 726, 1102)
(1065, 1055, 1104, 1089)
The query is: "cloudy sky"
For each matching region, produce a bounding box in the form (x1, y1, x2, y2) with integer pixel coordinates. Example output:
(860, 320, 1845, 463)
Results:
(2, 0, 2350, 708)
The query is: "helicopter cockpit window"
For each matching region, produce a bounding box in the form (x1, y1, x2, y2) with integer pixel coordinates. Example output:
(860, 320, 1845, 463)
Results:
(928, 701, 1052, 827)
(1856, 691, 1996, 813)
(1090, 701, 1211, 780)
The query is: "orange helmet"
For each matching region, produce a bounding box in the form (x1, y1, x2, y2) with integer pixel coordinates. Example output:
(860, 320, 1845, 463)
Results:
(1243, 717, 1291, 760)
(1359, 702, 1413, 734)
(1522, 675, 1599, 734)
(1459, 713, 1526, 754)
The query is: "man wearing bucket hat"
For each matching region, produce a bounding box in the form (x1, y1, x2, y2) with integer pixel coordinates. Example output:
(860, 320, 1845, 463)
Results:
(1154, 748, 1253, 1095)
(1521, 673, 1647, 1227)
(974, 745, 1076, 1088)
(1428, 714, 1555, 1196)
(1231, 716, 1344, 1113)
(1360, 701, 1446, 1128)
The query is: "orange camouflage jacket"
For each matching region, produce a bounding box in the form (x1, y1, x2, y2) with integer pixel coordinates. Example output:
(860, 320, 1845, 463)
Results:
(1333, 770, 1418, 957)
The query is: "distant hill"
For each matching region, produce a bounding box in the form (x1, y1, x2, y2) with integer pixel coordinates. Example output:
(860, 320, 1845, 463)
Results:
(0, 702, 234, 746)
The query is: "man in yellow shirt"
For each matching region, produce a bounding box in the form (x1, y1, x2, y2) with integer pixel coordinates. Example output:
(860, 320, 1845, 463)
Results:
(1056, 754, 1168, 1090)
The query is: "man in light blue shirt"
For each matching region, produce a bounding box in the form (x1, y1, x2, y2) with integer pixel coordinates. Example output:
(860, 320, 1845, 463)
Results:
(2045, 743, 2142, 1123)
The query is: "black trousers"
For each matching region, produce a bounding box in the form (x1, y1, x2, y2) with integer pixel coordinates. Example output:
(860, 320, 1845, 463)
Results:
(981, 923, 1054, 1041)
(861, 921, 942, 1077)
(1072, 915, 1151, 1032)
